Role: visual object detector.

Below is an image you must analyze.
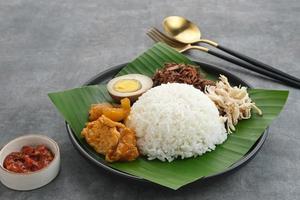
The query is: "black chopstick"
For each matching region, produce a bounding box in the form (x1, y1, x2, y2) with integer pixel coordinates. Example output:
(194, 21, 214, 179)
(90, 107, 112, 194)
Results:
(216, 45, 300, 83)
(207, 49, 300, 88)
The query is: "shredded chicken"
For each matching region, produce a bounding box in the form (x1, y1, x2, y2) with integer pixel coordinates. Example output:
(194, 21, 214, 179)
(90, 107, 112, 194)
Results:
(205, 75, 262, 133)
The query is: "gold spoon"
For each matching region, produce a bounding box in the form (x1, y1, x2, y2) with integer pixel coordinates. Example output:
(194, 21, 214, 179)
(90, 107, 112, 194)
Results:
(163, 16, 217, 46)
(162, 16, 300, 83)
(147, 27, 300, 88)
(147, 27, 209, 53)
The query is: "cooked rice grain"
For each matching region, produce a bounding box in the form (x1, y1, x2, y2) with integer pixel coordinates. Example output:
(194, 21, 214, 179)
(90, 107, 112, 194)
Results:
(126, 83, 227, 162)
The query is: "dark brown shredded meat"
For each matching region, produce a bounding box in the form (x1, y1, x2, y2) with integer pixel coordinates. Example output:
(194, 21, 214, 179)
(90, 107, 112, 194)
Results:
(152, 63, 215, 91)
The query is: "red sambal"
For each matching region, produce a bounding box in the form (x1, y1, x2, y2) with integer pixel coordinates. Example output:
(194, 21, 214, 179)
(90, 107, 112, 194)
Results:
(3, 145, 54, 173)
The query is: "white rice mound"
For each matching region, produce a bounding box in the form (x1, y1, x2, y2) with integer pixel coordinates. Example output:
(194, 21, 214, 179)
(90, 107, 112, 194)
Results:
(126, 83, 227, 162)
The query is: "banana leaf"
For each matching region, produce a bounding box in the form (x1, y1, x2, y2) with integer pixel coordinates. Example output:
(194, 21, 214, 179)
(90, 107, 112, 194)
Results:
(48, 43, 289, 190)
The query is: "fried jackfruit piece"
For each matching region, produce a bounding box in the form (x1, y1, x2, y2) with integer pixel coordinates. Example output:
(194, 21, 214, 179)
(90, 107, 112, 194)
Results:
(106, 128, 139, 162)
(88, 98, 131, 122)
(102, 107, 127, 122)
(81, 115, 125, 155)
(89, 103, 113, 121)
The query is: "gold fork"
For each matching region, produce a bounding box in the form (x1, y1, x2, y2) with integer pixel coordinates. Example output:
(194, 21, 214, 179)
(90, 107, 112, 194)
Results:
(146, 27, 208, 53)
(146, 27, 300, 87)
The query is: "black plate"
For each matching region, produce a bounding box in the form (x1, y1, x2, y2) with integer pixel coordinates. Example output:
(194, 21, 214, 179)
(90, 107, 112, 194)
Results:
(66, 61, 268, 182)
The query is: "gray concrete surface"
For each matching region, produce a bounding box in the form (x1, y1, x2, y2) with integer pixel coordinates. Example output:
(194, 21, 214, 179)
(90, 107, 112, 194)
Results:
(0, 0, 299, 199)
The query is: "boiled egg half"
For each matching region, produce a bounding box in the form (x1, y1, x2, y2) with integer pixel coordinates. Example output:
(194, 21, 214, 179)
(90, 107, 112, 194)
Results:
(107, 74, 153, 102)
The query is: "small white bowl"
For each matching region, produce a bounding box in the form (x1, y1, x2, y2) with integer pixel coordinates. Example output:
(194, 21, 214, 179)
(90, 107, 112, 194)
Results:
(0, 134, 60, 191)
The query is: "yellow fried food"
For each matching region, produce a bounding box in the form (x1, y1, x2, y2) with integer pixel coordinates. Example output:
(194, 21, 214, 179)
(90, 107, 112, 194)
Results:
(89, 103, 113, 121)
(81, 115, 139, 162)
(120, 98, 131, 110)
(88, 98, 131, 122)
(102, 107, 127, 122)
(106, 128, 139, 162)
(81, 115, 125, 154)
(102, 98, 131, 122)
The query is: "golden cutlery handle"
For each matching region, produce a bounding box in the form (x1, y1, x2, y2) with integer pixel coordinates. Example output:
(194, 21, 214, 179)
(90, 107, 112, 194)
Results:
(183, 45, 209, 52)
(198, 39, 218, 47)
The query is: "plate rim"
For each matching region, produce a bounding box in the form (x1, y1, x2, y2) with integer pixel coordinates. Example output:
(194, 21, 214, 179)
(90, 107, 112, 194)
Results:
(66, 61, 269, 183)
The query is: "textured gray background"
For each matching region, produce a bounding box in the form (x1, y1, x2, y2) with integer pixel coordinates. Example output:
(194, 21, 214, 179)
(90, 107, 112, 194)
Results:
(0, 0, 299, 199)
